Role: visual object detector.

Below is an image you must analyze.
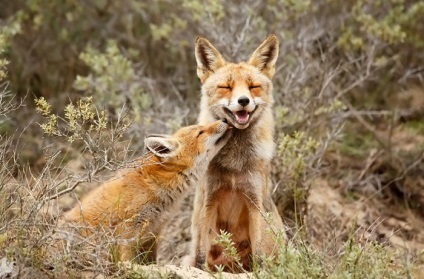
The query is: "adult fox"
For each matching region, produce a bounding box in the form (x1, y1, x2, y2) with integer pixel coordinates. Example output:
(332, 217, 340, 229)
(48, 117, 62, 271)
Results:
(61, 120, 231, 263)
(188, 35, 285, 271)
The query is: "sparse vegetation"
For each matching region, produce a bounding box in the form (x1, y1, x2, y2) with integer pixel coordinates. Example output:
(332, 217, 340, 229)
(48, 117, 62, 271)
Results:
(1, 0, 424, 278)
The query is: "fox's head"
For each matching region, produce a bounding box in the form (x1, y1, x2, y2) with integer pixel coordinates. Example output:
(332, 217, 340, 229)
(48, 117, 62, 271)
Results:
(144, 119, 231, 172)
(195, 35, 279, 129)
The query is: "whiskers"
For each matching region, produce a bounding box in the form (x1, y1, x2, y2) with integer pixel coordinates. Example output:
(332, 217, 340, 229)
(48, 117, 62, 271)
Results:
(252, 99, 270, 108)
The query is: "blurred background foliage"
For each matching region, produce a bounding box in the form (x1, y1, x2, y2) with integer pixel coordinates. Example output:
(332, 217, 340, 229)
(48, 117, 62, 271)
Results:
(1, 0, 424, 248)
(2, 0, 423, 105)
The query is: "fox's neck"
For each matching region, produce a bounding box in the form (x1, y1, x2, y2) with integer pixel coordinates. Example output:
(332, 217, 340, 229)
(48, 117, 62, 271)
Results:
(137, 153, 203, 192)
(207, 108, 275, 172)
(136, 155, 182, 187)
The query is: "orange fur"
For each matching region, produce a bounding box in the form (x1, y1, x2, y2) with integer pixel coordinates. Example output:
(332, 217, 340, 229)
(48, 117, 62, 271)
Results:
(62, 120, 231, 263)
(187, 35, 285, 271)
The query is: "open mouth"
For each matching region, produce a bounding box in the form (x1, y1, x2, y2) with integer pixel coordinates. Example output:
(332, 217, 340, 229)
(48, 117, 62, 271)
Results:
(224, 108, 254, 125)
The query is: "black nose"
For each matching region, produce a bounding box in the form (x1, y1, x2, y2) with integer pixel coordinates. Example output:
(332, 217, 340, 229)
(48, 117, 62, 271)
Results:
(222, 118, 228, 123)
(238, 96, 250, 107)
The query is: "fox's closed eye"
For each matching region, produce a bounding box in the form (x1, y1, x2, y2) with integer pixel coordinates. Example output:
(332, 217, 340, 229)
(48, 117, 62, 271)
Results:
(197, 130, 204, 138)
(218, 85, 232, 90)
(249, 85, 261, 89)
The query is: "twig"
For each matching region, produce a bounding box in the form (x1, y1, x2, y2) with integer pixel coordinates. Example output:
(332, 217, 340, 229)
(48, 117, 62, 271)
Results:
(343, 100, 391, 151)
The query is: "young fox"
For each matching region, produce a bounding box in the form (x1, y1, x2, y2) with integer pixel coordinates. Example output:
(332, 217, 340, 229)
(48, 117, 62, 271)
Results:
(62, 119, 231, 263)
(187, 35, 285, 271)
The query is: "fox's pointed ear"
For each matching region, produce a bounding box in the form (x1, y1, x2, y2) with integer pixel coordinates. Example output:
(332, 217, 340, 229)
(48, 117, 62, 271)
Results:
(195, 36, 226, 83)
(248, 34, 279, 79)
(144, 136, 178, 158)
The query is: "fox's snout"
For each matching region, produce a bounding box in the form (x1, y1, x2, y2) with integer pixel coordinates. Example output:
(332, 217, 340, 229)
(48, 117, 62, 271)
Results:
(238, 96, 250, 107)
(217, 118, 230, 133)
(209, 118, 229, 133)
(205, 119, 231, 149)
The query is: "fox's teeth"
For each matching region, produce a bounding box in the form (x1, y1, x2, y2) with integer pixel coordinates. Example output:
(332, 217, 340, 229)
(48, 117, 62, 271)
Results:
(234, 110, 249, 124)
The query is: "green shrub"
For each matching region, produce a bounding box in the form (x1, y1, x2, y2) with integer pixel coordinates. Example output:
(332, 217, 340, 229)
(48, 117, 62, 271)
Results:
(73, 41, 151, 122)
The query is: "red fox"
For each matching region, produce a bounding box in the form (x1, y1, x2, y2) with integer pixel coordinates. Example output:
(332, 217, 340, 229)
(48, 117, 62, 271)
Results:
(62, 119, 231, 263)
(187, 35, 285, 271)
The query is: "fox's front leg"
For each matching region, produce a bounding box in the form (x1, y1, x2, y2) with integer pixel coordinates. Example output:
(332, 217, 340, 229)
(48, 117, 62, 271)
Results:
(117, 239, 157, 263)
(196, 185, 224, 270)
(243, 188, 264, 261)
(248, 209, 262, 257)
(115, 218, 158, 263)
(193, 207, 209, 268)
(257, 174, 286, 259)
(260, 194, 286, 256)
(114, 223, 138, 262)
(203, 203, 222, 269)
(187, 183, 207, 268)
(185, 207, 215, 269)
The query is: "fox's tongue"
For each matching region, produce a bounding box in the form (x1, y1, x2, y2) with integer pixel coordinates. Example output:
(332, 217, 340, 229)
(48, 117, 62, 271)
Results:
(234, 110, 249, 124)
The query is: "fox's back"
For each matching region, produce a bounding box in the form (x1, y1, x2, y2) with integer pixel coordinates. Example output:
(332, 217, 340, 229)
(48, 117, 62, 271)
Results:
(65, 120, 230, 225)
(63, 164, 161, 225)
